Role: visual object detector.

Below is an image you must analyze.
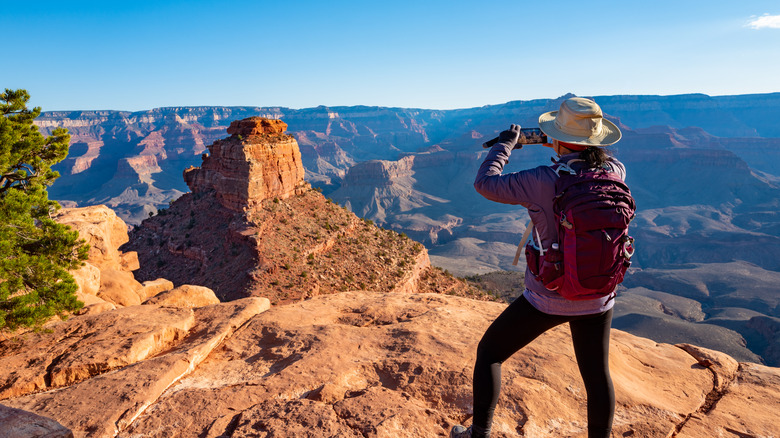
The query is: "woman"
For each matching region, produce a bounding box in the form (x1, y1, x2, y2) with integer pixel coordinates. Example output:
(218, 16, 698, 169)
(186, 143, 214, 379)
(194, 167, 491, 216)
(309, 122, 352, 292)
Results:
(451, 97, 626, 438)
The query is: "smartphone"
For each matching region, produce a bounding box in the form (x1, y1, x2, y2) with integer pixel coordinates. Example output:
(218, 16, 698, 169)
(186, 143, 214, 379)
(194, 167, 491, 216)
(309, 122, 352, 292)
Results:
(482, 127, 548, 148)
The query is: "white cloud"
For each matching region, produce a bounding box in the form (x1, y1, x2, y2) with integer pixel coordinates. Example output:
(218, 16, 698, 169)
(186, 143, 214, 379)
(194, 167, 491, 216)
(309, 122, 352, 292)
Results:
(747, 14, 780, 29)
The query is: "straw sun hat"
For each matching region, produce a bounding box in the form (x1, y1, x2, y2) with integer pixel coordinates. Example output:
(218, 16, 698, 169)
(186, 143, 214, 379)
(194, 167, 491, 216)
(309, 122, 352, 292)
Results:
(538, 97, 621, 146)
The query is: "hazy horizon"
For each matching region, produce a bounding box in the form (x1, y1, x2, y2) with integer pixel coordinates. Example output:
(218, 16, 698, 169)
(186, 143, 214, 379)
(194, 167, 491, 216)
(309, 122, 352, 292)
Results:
(29, 90, 780, 115)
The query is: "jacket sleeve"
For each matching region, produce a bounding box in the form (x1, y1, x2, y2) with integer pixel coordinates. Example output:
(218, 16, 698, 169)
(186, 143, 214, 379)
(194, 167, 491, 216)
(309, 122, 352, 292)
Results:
(473, 142, 546, 208)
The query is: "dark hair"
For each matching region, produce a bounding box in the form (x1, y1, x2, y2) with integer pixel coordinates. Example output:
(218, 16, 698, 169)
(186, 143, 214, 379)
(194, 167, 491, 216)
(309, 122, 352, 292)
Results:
(579, 146, 611, 168)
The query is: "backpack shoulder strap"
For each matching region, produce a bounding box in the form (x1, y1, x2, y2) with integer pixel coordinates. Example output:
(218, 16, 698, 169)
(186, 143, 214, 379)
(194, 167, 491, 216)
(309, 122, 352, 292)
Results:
(512, 219, 534, 266)
(551, 158, 584, 176)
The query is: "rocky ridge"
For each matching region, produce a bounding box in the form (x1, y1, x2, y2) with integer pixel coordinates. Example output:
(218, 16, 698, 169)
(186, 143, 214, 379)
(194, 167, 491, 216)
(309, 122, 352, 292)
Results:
(124, 118, 482, 304)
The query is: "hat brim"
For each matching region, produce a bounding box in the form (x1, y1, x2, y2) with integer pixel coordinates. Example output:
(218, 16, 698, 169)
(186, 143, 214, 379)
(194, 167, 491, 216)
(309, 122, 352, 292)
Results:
(538, 111, 622, 147)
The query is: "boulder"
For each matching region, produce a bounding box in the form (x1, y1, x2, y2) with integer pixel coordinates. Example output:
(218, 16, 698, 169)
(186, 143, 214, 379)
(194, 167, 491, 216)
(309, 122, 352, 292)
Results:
(144, 284, 220, 308)
(75, 291, 109, 307)
(141, 278, 175, 301)
(54, 205, 132, 271)
(96, 268, 144, 307)
(55, 205, 159, 316)
(74, 292, 116, 316)
(76, 300, 117, 316)
(70, 262, 100, 296)
(120, 250, 140, 271)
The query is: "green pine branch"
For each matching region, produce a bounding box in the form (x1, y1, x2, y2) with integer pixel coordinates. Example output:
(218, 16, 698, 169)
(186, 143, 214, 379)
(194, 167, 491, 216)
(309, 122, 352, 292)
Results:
(1, 88, 89, 331)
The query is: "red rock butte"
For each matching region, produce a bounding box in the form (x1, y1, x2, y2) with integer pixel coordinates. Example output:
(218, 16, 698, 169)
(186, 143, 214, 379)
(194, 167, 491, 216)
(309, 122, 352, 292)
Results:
(183, 117, 308, 212)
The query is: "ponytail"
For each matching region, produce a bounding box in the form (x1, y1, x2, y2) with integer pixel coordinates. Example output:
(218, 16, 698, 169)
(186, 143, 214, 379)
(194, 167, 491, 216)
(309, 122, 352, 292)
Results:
(557, 140, 613, 168)
(579, 147, 611, 168)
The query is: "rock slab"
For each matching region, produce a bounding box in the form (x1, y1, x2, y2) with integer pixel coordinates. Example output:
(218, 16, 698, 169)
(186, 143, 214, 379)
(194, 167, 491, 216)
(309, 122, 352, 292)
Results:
(0, 306, 195, 400)
(119, 293, 778, 438)
(2, 297, 269, 437)
(1, 292, 777, 437)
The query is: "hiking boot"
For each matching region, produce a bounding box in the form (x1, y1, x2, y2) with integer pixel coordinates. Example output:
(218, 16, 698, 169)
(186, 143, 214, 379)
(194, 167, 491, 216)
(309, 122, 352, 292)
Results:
(451, 424, 490, 438)
(450, 425, 471, 438)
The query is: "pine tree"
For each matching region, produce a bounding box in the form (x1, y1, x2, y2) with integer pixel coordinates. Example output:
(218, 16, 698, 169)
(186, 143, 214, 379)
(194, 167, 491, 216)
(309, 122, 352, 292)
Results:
(1, 89, 89, 331)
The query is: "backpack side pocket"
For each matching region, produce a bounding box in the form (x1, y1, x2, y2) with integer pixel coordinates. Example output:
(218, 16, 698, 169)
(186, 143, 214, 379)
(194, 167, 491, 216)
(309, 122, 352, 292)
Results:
(525, 244, 541, 277)
(538, 245, 564, 291)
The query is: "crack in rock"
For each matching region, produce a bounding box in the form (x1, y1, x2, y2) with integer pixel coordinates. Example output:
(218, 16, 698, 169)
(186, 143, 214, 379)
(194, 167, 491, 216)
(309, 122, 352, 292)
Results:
(670, 344, 739, 437)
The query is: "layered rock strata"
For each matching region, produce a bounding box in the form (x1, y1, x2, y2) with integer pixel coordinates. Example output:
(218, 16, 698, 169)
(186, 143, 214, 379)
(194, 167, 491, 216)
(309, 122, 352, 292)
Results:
(183, 117, 308, 212)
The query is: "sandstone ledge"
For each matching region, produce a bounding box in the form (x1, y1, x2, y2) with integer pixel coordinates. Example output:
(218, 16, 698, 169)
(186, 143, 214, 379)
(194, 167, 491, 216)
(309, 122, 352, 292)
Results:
(226, 117, 288, 137)
(2, 297, 269, 437)
(2, 292, 774, 437)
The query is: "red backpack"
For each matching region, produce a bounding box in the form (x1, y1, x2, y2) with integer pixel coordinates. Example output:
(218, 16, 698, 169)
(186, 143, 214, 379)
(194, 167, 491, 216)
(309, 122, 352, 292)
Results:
(524, 160, 636, 300)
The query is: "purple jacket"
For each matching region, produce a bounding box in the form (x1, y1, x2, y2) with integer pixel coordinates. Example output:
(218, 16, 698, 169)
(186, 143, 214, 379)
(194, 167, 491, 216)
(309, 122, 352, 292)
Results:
(474, 141, 626, 316)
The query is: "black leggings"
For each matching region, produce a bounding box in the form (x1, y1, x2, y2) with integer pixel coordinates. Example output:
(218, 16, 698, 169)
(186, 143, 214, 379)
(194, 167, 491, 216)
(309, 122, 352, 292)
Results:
(472, 295, 614, 438)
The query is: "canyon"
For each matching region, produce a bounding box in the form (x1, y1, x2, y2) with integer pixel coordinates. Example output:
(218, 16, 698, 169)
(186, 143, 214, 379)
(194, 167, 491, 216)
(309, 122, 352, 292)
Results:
(2, 119, 778, 437)
(32, 93, 780, 368)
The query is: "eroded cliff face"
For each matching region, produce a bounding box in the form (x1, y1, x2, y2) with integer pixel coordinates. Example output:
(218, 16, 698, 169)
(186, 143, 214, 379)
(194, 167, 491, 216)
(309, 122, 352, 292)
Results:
(37, 94, 780, 227)
(342, 156, 416, 187)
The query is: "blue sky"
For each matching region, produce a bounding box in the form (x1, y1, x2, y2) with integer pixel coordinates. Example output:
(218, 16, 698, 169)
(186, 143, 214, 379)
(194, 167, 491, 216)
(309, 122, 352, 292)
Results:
(3, 0, 780, 111)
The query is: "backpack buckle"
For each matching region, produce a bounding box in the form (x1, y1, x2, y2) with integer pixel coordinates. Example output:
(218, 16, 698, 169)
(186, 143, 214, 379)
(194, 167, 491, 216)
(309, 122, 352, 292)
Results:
(560, 216, 573, 230)
(622, 236, 635, 259)
(554, 161, 580, 176)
